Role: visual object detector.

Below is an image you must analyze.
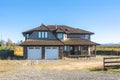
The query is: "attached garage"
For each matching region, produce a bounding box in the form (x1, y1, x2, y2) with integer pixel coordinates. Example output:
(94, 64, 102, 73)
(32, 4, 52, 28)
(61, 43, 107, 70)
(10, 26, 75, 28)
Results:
(27, 47, 42, 60)
(45, 47, 59, 59)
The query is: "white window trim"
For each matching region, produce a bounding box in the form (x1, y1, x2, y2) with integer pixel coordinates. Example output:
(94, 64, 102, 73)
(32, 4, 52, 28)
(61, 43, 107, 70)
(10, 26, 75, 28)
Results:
(38, 31, 48, 38)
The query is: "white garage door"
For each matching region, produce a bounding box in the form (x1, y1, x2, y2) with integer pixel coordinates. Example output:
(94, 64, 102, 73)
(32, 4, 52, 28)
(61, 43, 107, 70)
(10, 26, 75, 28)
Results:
(27, 47, 42, 60)
(45, 47, 59, 59)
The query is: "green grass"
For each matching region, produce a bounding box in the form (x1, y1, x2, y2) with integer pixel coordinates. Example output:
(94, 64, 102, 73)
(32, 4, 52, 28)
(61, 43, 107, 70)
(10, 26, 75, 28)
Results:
(107, 69, 120, 74)
(89, 67, 120, 74)
(0, 46, 16, 50)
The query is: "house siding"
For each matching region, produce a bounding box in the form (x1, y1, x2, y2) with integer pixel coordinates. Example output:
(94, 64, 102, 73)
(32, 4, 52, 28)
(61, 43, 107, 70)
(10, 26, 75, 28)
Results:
(23, 46, 27, 59)
(59, 46, 64, 59)
(28, 31, 91, 41)
(29, 31, 38, 39)
(68, 34, 84, 38)
(67, 34, 90, 40)
(42, 46, 45, 59)
(29, 31, 57, 40)
(48, 32, 57, 40)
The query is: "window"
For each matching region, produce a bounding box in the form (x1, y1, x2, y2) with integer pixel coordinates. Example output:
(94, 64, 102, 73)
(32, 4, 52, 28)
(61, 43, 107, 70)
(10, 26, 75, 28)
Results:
(42, 32, 44, 38)
(38, 32, 41, 38)
(57, 33, 63, 39)
(64, 46, 67, 51)
(35, 47, 40, 49)
(38, 31, 48, 38)
(64, 46, 69, 51)
(45, 32, 48, 38)
(29, 47, 34, 49)
(85, 34, 90, 40)
(64, 34, 67, 38)
(53, 47, 57, 49)
(26, 34, 29, 39)
(46, 47, 51, 49)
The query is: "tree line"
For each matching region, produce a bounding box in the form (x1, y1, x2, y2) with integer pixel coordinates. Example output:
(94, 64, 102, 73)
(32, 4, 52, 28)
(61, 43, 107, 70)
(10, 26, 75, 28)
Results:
(0, 38, 22, 46)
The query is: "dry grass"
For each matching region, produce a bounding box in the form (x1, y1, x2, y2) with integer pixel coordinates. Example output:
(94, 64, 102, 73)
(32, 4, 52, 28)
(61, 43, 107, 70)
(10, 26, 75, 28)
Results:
(34, 56, 103, 70)
(34, 61, 103, 70)
(0, 61, 13, 72)
(0, 56, 104, 76)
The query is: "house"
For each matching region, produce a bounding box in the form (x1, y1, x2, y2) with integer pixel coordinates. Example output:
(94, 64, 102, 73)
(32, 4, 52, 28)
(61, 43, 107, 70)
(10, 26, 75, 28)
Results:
(21, 24, 98, 60)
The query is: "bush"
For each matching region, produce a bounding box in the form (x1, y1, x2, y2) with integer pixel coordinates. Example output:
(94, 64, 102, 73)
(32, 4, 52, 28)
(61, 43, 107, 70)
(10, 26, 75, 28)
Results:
(96, 50, 120, 55)
(0, 50, 14, 59)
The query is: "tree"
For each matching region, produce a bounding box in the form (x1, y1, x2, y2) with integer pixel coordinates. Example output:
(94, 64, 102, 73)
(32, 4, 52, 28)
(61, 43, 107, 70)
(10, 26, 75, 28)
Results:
(17, 40, 23, 45)
(6, 38, 12, 46)
(0, 40, 5, 46)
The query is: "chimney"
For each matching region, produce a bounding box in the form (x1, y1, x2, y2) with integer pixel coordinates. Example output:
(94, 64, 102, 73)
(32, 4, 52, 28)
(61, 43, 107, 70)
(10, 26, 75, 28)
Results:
(56, 24, 57, 29)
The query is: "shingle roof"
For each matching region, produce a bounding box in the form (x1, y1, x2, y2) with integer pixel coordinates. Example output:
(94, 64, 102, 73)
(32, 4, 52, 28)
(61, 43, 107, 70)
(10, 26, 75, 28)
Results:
(23, 24, 94, 34)
(23, 24, 49, 34)
(21, 38, 98, 46)
(20, 39, 64, 46)
(47, 25, 94, 34)
(63, 38, 98, 45)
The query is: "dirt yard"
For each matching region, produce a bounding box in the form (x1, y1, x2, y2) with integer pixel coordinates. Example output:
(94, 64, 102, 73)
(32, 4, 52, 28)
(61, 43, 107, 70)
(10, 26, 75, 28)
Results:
(0, 56, 120, 80)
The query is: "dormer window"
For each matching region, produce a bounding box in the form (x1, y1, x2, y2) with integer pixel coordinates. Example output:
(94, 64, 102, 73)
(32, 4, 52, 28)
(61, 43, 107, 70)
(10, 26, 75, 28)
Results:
(38, 31, 48, 38)
(57, 33, 63, 39)
(85, 34, 90, 40)
(26, 34, 29, 39)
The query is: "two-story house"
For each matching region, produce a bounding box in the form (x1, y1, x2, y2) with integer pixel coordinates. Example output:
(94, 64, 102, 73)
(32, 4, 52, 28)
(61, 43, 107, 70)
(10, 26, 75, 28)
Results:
(21, 24, 98, 60)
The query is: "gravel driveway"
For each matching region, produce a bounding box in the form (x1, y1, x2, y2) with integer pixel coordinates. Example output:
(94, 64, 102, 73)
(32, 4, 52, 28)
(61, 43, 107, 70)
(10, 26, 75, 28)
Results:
(0, 69, 120, 80)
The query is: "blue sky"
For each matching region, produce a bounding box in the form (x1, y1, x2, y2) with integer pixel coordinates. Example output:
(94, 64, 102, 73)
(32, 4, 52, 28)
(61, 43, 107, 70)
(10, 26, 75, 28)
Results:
(0, 0, 120, 44)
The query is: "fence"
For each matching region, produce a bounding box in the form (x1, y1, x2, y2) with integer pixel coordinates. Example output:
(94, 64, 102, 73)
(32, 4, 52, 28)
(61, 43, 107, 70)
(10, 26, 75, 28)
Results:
(103, 57, 120, 70)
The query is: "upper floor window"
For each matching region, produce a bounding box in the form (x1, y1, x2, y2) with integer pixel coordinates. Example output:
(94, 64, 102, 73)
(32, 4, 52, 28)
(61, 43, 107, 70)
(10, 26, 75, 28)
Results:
(26, 34, 29, 39)
(57, 33, 63, 39)
(45, 32, 48, 38)
(84, 34, 90, 40)
(38, 31, 48, 38)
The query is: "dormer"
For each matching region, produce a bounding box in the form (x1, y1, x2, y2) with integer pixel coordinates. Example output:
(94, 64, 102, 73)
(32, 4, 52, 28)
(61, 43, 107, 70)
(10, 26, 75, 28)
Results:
(57, 33, 67, 40)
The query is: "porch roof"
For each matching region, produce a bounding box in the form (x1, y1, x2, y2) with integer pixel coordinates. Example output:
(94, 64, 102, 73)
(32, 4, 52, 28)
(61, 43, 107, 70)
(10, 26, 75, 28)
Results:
(63, 38, 98, 46)
(20, 39, 64, 46)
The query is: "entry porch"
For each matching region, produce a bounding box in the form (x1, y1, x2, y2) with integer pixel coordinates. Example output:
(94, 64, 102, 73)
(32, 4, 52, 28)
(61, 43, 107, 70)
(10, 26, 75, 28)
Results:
(63, 45, 96, 57)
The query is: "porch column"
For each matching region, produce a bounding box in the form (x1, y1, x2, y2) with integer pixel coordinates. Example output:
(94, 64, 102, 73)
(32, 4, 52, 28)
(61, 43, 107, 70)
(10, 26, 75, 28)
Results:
(94, 45, 97, 56)
(88, 46, 91, 56)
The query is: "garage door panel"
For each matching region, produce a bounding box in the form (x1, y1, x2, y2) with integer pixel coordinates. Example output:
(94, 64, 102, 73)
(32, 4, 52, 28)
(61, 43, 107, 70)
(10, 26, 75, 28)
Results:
(45, 47, 59, 59)
(27, 47, 42, 60)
